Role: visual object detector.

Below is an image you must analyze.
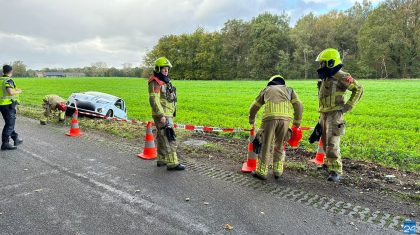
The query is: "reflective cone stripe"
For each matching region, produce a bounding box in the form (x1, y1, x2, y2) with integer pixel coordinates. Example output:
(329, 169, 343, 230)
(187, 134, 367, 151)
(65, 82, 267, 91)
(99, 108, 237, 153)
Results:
(137, 121, 157, 160)
(309, 138, 325, 165)
(145, 123, 154, 142)
(66, 110, 83, 137)
(241, 129, 258, 173)
(71, 118, 79, 128)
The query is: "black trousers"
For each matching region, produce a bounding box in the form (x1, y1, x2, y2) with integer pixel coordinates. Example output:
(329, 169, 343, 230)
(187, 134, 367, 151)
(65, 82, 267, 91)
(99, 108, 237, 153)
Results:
(0, 103, 18, 143)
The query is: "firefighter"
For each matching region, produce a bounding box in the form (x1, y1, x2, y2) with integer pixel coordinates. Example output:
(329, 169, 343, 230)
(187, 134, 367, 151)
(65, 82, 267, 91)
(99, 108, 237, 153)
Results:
(0, 65, 23, 150)
(148, 57, 185, 171)
(249, 75, 303, 180)
(315, 48, 363, 182)
(40, 95, 67, 125)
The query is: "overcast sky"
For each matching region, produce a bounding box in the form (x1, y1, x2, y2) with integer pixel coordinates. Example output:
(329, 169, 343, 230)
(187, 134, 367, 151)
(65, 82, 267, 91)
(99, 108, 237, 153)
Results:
(0, 0, 382, 69)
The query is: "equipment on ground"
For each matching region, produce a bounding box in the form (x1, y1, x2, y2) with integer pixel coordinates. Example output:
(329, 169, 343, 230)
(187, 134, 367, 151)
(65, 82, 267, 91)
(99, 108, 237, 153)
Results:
(288, 125, 302, 148)
(252, 137, 262, 154)
(309, 122, 322, 144)
(165, 126, 176, 142)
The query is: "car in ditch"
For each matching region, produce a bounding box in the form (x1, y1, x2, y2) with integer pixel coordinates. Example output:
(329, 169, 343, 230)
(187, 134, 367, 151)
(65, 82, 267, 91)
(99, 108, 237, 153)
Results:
(66, 91, 128, 120)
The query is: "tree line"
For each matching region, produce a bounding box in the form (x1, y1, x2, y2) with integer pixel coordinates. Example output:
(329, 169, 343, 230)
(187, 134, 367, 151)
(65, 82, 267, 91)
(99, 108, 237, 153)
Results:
(6, 61, 144, 78)
(145, 0, 419, 80)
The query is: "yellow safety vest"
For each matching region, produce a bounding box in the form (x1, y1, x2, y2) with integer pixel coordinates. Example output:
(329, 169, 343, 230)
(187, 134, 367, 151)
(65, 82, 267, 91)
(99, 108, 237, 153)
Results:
(0, 77, 18, 106)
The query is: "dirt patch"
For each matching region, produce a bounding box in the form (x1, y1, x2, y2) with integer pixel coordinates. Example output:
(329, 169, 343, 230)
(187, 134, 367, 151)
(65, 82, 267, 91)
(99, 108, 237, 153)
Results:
(176, 132, 419, 219)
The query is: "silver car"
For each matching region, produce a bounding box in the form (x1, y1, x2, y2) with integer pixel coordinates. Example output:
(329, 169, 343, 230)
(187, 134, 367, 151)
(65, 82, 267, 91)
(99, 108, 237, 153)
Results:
(66, 91, 128, 120)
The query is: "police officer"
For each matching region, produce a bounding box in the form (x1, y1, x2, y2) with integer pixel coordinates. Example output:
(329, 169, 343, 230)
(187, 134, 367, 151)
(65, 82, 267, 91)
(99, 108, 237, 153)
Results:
(148, 57, 185, 171)
(40, 95, 67, 125)
(249, 75, 303, 180)
(0, 65, 23, 150)
(315, 48, 363, 182)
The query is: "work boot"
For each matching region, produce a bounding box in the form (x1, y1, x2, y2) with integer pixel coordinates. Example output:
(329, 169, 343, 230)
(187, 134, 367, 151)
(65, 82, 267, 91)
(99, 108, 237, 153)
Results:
(157, 161, 167, 167)
(167, 164, 186, 171)
(12, 137, 23, 146)
(251, 171, 267, 180)
(274, 174, 282, 180)
(58, 119, 65, 123)
(1, 142, 17, 151)
(317, 164, 328, 173)
(327, 172, 341, 182)
(40, 120, 47, 125)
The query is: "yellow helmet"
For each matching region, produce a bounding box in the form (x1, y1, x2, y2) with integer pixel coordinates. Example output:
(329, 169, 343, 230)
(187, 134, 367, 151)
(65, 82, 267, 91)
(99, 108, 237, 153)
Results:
(315, 48, 341, 68)
(154, 57, 172, 72)
(268, 74, 284, 82)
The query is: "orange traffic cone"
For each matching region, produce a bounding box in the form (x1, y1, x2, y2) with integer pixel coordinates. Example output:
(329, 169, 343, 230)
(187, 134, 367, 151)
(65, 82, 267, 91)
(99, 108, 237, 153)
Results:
(137, 121, 157, 160)
(66, 109, 83, 137)
(241, 129, 258, 173)
(309, 138, 325, 165)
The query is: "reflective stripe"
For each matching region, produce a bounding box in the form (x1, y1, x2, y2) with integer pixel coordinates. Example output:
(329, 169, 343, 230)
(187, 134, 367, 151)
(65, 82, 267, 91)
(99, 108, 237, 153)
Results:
(145, 141, 155, 148)
(273, 161, 284, 174)
(1, 79, 15, 99)
(256, 161, 268, 176)
(262, 101, 293, 119)
(1, 79, 6, 98)
(252, 100, 262, 107)
(331, 81, 337, 108)
(167, 152, 178, 165)
(347, 81, 363, 106)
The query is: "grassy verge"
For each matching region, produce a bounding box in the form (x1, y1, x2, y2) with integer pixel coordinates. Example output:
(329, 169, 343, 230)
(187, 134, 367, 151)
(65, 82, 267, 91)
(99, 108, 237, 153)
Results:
(15, 77, 420, 172)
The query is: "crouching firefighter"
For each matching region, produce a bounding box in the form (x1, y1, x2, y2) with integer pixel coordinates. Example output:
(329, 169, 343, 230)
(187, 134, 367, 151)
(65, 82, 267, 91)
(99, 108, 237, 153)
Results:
(148, 57, 185, 171)
(315, 48, 363, 182)
(40, 95, 67, 125)
(248, 75, 303, 180)
(0, 65, 23, 150)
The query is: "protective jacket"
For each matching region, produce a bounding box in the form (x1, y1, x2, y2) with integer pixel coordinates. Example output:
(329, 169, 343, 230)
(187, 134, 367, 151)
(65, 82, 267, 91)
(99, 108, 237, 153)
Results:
(43, 95, 65, 109)
(0, 76, 19, 106)
(249, 85, 303, 126)
(318, 70, 363, 113)
(148, 75, 176, 118)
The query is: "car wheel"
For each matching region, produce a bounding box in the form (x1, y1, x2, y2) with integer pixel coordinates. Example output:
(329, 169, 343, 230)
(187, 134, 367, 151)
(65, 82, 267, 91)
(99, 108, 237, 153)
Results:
(106, 110, 113, 118)
(65, 107, 75, 116)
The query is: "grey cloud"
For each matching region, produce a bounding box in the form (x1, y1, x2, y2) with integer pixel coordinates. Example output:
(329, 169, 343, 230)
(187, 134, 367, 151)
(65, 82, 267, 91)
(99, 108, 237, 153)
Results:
(0, 0, 368, 69)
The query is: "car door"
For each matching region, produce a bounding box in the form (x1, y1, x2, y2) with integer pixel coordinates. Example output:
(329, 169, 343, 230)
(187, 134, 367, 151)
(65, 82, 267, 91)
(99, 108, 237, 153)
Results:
(113, 99, 127, 120)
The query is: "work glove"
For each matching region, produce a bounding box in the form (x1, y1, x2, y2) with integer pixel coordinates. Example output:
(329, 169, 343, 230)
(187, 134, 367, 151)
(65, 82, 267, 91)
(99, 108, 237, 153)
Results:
(165, 127, 176, 142)
(252, 137, 262, 154)
(309, 122, 322, 144)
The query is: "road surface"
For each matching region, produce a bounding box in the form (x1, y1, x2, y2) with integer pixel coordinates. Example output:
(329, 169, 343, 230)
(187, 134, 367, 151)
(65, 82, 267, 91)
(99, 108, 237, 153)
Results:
(0, 117, 399, 234)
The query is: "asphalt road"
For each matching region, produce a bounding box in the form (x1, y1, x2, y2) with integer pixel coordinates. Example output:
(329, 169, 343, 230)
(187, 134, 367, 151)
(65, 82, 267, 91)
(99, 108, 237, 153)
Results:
(0, 117, 399, 234)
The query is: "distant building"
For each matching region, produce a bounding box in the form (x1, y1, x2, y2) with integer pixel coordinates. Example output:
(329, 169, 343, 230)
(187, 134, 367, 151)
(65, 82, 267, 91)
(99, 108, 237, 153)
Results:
(65, 72, 86, 77)
(35, 71, 44, 77)
(35, 72, 86, 77)
(44, 72, 66, 77)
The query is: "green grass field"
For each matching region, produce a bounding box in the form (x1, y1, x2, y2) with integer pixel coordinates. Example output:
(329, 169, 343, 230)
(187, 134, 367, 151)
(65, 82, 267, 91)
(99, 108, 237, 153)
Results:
(14, 77, 420, 172)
